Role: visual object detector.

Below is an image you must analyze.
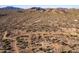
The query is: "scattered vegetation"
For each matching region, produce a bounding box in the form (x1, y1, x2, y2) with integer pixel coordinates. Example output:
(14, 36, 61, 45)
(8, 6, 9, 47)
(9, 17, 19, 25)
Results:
(0, 8, 79, 53)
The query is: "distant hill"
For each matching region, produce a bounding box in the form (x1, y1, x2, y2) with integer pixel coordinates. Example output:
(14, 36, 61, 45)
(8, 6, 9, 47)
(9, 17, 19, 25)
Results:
(30, 7, 46, 11)
(0, 6, 23, 10)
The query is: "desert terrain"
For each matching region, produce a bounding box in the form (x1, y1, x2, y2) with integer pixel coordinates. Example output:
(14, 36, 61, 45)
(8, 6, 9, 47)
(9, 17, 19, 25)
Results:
(0, 7, 79, 53)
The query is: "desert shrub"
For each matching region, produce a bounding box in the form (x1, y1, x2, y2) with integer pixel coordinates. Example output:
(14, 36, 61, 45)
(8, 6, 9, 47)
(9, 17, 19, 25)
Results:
(16, 37, 28, 49)
(61, 50, 72, 53)
(17, 42, 28, 49)
(0, 14, 7, 17)
(2, 39, 12, 50)
(31, 34, 37, 40)
(2, 50, 12, 53)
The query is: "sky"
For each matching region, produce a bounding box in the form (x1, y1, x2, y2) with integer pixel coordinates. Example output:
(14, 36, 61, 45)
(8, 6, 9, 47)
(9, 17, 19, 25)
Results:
(0, 5, 79, 9)
(0, 0, 79, 9)
(0, 0, 79, 5)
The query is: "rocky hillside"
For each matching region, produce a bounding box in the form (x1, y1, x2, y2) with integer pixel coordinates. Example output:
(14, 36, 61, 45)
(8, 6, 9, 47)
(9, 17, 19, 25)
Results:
(0, 7, 79, 53)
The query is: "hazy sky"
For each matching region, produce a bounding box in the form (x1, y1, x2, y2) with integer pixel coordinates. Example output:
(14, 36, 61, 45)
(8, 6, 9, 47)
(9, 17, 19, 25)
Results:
(0, 0, 79, 5)
(0, 5, 79, 9)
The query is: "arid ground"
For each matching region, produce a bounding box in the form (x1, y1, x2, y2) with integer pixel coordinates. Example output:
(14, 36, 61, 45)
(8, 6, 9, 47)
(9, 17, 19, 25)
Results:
(0, 7, 79, 53)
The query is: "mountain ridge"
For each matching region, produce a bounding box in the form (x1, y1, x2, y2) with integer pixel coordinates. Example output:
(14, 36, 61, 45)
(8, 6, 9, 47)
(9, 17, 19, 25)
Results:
(0, 6, 23, 10)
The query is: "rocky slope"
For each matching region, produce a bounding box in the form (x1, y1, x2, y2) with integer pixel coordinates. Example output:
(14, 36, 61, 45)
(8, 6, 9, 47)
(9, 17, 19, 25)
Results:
(0, 7, 79, 53)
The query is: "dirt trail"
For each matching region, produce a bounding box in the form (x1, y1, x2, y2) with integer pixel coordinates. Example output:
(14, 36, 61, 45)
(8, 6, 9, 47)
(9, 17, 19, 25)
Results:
(1, 29, 79, 53)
